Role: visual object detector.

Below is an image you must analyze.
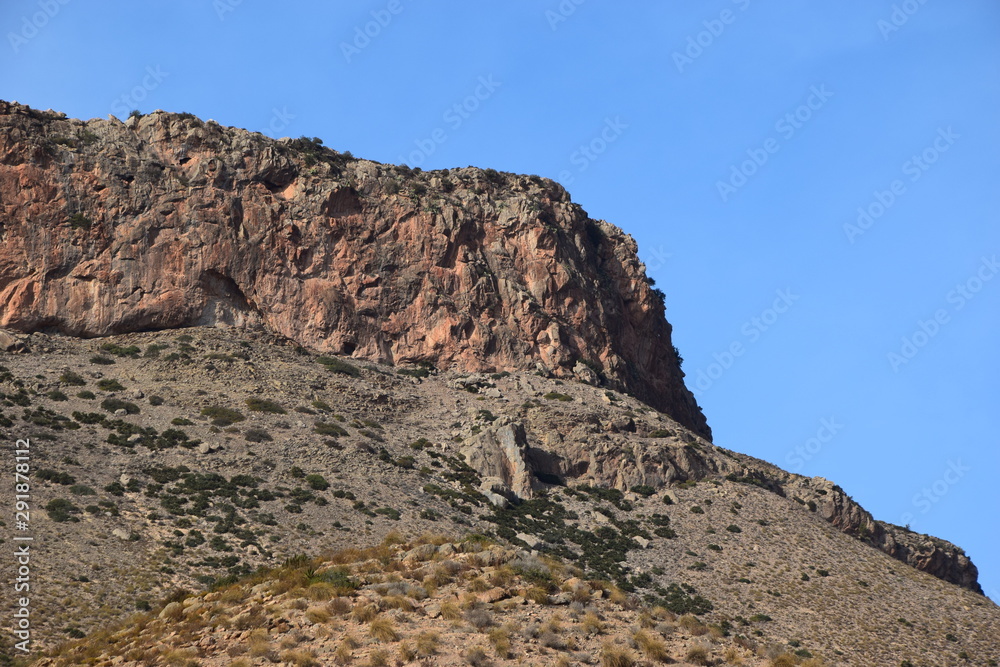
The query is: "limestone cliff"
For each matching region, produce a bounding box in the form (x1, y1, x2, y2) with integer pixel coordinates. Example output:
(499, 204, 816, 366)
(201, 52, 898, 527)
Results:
(0, 101, 710, 439)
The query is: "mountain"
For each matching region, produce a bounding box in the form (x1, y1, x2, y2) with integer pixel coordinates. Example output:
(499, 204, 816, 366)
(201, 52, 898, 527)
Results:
(0, 100, 708, 440)
(0, 103, 997, 666)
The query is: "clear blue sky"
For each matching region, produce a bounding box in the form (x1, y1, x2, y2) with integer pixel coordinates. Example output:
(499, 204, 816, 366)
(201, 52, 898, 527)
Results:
(3, 1, 997, 600)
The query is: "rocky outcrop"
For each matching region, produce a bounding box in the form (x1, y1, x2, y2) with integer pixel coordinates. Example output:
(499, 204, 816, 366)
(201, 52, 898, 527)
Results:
(461, 423, 534, 500)
(790, 476, 982, 593)
(0, 101, 710, 439)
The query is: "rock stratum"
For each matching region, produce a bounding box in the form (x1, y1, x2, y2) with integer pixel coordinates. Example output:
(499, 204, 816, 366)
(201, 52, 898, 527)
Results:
(0, 100, 709, 439)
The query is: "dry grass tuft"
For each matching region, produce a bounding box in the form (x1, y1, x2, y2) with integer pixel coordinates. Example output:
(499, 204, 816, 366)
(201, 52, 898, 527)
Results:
(369, 616, 400, 642)
(600, 641, 636, 667)
(633, 629, 670, 662)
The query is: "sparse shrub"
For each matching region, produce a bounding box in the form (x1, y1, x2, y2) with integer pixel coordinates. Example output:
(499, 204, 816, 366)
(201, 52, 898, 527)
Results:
(201, 405, 245, 426)
(244, 427, 272, 442)
(100, 397, 140, 414)
(648, 429, 672, 438)
(464, 647, 491, 667)
(77, 390, 96, 399)
(600, 642, 636, 667)
(148, 395, 164, 406)
(317, 356, 361, 377)
(415, 631, 439, 656)
(631, 484, 656, 497)
(369, 617, 399, 642)
(315, 421, 348, 437)
(45, 498, 80, 522)
(634, 629, 670, 662)
(543, 391, 573, 401)
(690, 505, 704, 514)
(245, 397, 286, 413)
(96, 378, 125, 391)
(465, 608, 494, 630)
(686, 644, 711, 665)
(726, 524, 742, 533)
(305, 474, 329, 491)
(59, 371, 87, 386)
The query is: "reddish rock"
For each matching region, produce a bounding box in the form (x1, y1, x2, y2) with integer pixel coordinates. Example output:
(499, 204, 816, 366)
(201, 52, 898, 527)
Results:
(0, 101, 710, 439)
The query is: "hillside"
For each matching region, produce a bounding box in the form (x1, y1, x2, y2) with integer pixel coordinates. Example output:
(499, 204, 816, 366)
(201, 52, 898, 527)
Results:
(0, 328, 996, 666)
(0, 102, 997, 666)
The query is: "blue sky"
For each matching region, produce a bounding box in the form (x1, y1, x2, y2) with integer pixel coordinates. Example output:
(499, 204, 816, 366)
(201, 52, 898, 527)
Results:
(3, 1, 998, 600)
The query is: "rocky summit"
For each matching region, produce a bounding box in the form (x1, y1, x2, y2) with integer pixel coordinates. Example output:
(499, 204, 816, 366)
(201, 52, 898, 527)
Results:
(0, 100, 708, 440)
(0, 103, 997, 666)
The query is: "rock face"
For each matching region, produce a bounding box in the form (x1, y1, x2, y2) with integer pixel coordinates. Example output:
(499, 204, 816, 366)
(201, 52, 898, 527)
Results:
(0, 101, 710, 439)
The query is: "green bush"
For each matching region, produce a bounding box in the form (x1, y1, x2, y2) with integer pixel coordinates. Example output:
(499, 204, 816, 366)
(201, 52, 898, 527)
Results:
(77, 390, 96, 400)
(631, 485, 656, 497)
(37, 469, 76, 485)
(59, 371, 87, 386)
(314, 421, 348, 437)
(305, 474, 329, 491)
(100, 398, 140, 414)
(244, 428, 272, 443)
(317, 356, 361, 377)
(96, 379, 125, 392)
(69, 485, 96, 496)
(543, 391, 573, 402)
(201, 406, 245, 426)
(148, 395, 164, 406)
(45, 498, 81, 522)
(100, 343, 140, 357)
(648, 429, 672, 438)
(245, 397, 286, 414)
(46, 390, 68, 401)
(726, 524, 742, 533)
(171, 417, 193, 426)
(690, 505, 704, 514)
(90, 355, 115, 365)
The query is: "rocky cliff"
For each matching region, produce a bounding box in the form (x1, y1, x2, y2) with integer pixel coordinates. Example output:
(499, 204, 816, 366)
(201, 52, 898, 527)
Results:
(0, 101, 710, 439)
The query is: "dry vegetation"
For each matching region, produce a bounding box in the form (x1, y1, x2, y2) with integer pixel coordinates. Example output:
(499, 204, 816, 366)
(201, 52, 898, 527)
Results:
(0, 328, 997, 666)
